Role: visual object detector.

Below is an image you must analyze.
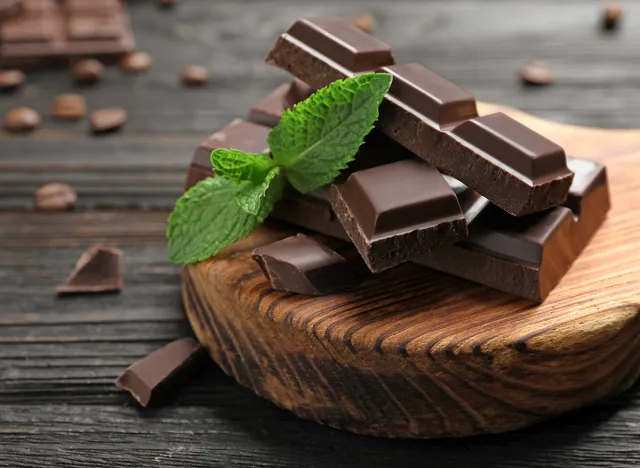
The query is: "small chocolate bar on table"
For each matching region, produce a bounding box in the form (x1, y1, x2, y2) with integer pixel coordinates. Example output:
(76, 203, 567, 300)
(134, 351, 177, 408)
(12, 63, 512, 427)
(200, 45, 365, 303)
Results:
(0, 0, 134, 68)
(265, 17, 574, 216)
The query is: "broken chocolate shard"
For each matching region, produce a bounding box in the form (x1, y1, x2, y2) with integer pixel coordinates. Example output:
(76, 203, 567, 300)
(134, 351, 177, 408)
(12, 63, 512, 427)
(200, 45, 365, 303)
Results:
(266, 18, 574, 216)
(327, 159, 467, 273)
(252, 234, 365, 296)
(56, 244, 123, 294)
(115, 338, 204, 407)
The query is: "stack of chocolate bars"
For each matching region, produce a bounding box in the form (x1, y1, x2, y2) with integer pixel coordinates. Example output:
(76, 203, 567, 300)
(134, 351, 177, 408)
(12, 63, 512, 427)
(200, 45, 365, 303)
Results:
(185, 17, 610, 303)
(0, 0, 134, 68)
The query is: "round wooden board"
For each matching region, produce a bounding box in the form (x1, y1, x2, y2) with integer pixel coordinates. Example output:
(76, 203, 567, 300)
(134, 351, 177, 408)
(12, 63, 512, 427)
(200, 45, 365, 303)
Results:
(183, 103, 640, 438)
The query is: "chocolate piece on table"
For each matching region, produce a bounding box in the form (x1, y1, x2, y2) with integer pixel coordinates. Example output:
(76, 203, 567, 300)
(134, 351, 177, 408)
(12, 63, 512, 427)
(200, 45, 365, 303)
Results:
(266, 18, 574, 216)
(57, 244, 124, 294)
(252, 233, 365, 295)
(327, 159, 467, 272)
(0, 0, 134, 68)
(115, 338, 204, 407)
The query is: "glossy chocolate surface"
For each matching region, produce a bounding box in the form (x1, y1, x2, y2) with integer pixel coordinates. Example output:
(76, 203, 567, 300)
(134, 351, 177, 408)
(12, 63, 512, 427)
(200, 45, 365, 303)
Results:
(287, 17, 394, 72)
(252, 234, 363, 295)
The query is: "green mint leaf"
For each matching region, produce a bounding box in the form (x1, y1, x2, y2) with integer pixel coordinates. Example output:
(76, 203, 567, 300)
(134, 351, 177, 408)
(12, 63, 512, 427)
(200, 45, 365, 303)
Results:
(268, 73, 393, 193)
(235, 166, 285, 216)
(210, 149, 275, 184)
(167, 177, 261, 264)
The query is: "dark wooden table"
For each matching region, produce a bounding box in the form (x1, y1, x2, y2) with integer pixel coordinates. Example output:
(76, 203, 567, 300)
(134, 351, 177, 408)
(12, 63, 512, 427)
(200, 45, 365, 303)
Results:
(1, 1, 638, 466)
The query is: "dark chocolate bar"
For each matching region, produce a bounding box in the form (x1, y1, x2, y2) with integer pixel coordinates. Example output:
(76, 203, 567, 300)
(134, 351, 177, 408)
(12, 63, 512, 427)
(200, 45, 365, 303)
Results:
(415, 157, 610, 301)
(252, 233, 365, 295)
(266, 18, 574, 216)
(327, 159, 467, 272)
(0, 0, 134, 68)
(273, 158, 609, 302)
(248, 79, 314, 128)
(115, 338, 204, 407)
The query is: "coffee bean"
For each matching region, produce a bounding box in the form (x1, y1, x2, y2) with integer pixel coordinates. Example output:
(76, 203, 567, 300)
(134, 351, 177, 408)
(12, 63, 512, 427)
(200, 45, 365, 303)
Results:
(349, 13, 377, 33)
(0, 69, 26, 90)
(120, 52, 152, 72)
(71, 59, 104, 85)
(181, 65, 209, 86)
(33, 183, 77, 212)
(3, 107, 41, 133)
(89, 107, 127, 133)
(520, 61, 554, 86)
(602, 2, 623, 31)
(52, 94, 87, 120)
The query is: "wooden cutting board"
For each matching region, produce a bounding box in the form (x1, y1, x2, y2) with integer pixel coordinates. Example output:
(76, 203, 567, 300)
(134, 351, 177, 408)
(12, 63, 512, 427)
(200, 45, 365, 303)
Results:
(182, 102, 640, 438)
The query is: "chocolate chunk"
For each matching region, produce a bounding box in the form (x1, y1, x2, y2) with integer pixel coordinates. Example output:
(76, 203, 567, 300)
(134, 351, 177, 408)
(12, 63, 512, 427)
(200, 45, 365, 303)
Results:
(0, 69, 25, 90)
(266, 18, 574, 216)
(181, 65, 209, 86)
(89, 107, 127, 133)
(71, 59, 104, 84)
(520, 61, 554, 86)
(56, 244, 124, 294)
(33, 182, 77, 211)
(0, 0, 133, 69)
(248, 80, 314, 128)
(3, 106, 40, 132)
(252, 234, 365, 295)
(327, 159, 467, 272)
(602, 2, 623, 31)
(349, 12, 377, 33)
(51, 93, 87, 120)
(267, 17, 395, 81)
(452, 113, 568, 182)
(115, 338, 204, 407)
(120, 51, 152, 72)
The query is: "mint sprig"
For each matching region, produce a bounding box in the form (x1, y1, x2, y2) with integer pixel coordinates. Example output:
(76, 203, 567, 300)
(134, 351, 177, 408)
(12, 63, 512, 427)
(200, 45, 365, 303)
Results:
(167, 73, 393, 264)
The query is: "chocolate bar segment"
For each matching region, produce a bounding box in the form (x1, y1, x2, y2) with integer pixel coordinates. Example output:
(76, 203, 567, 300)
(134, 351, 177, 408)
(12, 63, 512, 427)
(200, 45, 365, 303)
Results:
(327, 159, 467, 272)
(266, 18, 574, 216)
(115, 338, 204, 407)
(0, 0, 133, 68)
(414, 158, 609, 301)
(249, 79, 315, 128)
(186, 119, 271, 189)
(252, 233, 365, 295)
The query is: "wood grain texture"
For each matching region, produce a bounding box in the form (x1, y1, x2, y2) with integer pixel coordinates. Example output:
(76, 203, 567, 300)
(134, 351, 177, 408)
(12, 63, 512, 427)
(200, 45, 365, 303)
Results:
(1, 0, 640, 464)
(184, 103, 640, 438)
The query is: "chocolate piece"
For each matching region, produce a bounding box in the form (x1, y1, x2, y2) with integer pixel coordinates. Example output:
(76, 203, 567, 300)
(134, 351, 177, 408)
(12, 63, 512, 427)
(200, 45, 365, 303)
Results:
(181, 65, 209, 86)
(520, 61, 554, 86)
(270, 157, 608, 302)
(56, 244, 124, 294)
(0, 69, 25, 90)
(327, 159, 467, 272)
(0, 0, 134, 69)
(249, 80, 314, 128)
(0, 0, 22, 20)
(89, 107, 127, 133)
(602, 2, 623, 31)
(115, 338, 204, 407)
(3, 106, 40, 132)
(415, 158, 610, 301)
(33, 182, 77, 211)
(266, 18, 574, 216)
(51, 93, 86, 120)
(349, 12, 376, 33)
(120, 51, 152, 72)
(252, 234, 365, 295)
(71, 58, 104, 84)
